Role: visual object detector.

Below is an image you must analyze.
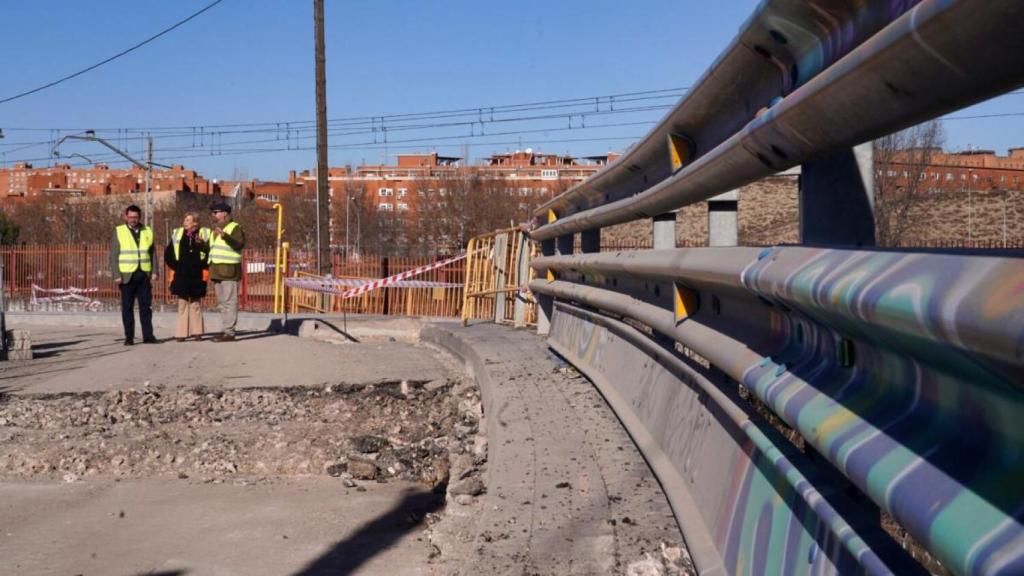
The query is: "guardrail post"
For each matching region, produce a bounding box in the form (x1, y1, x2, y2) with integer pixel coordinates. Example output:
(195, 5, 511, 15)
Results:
(580, 229, 600, 253)
(799, 143, 875, 246)
(707, 191, 738, 247)
(535, 238, 556, 335)
(652, 212, 676, 249)
(556, 234, 574, 256)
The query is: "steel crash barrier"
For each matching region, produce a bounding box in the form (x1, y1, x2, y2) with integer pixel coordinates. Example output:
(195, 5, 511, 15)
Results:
(524, 1, 1024, 575)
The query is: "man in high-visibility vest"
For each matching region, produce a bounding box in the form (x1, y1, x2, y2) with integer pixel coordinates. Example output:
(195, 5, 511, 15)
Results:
(110, 204, 158, 346)
(208, 202, 246, 342)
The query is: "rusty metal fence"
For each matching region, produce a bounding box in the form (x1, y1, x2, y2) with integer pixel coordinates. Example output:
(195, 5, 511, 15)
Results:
(0, 244, 469, 317)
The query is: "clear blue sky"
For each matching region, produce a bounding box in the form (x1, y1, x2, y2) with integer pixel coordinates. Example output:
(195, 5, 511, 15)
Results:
(1, 1, 1020, 181)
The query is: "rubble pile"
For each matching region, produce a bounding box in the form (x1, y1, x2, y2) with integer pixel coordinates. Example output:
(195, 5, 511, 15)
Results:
(0, 378, 481, 488)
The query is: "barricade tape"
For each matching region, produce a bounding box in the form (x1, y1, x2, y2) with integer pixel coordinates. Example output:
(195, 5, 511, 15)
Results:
(29, 284, 102, 309)
(284, 251, 475, 299)
(286, 278, 462, 291)
(30, 284, 99, 296)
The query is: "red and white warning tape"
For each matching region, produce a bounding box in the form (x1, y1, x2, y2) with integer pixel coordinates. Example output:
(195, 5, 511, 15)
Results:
(284, 251, 477, 299)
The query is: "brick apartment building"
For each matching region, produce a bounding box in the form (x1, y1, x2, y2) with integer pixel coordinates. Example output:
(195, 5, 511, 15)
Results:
(0, 162, 216, 200)
(330, 150, 616, 212)
(882, 147, 1024, 192)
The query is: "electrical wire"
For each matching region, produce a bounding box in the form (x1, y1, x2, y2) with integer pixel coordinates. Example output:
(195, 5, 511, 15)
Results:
(0, 0, 227, 105)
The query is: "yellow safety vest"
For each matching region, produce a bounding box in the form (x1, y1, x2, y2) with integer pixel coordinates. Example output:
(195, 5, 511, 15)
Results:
(115, 224, 153, 273)
(171, 227, 212, 261)
(208, 221, 242, 264)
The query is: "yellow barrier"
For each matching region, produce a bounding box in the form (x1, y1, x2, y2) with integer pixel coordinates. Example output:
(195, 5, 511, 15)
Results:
(461, 227, 536, 327)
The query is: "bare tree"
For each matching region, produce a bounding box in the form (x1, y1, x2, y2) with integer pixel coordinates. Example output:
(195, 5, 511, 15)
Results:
(874, 120, 945, 246)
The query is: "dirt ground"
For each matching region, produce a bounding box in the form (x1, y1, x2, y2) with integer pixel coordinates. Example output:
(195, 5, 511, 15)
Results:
(0, 325, 450, 395)
(0, 323, 484, 576)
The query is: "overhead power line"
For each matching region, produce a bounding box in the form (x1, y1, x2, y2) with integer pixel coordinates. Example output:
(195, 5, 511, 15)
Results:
(0, 0, 227, 105)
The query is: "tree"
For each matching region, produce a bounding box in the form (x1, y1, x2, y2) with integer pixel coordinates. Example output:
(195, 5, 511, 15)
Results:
(874, 120, 945, 246)
(0, 211, 19, 244)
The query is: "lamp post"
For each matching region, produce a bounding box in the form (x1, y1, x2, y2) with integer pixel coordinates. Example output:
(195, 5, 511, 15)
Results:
(350, 195, 362, 257)
(52, 131, 168, 227)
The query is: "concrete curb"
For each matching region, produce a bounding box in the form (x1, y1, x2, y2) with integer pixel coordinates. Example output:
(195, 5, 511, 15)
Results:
(421, 322, 687, 574)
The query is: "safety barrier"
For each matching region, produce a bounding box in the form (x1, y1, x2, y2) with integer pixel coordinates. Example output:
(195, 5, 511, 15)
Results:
(526, 1, 1024, 574)
(285, 254, 467, 317)
(461, 227, 536, 326)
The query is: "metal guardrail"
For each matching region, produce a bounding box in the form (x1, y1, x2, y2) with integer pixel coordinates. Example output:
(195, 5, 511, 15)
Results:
(533, 0, 1024, 241)
(525, 1, 1024, 574)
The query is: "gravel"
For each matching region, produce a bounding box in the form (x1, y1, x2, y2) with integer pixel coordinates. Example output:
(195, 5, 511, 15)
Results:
(0, 379, 471, 487)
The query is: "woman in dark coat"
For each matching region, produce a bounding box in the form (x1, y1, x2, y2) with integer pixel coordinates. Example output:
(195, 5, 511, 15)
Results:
(164, 212, 210, 342)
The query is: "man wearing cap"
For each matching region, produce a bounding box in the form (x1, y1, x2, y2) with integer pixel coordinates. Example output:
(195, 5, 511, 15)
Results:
(111, 204, 158, 346)
(208, 202, 246, 342)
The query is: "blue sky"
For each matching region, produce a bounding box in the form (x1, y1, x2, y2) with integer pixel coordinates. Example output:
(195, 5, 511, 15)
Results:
(1, 1, 1021, 180)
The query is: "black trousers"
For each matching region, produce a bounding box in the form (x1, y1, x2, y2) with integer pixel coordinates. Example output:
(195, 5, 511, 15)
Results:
(119, 271, 154, 340)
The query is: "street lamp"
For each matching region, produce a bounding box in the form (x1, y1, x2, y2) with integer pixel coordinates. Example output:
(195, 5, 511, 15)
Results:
(52, 131, 170, 227)
(349, 195, 362, 257)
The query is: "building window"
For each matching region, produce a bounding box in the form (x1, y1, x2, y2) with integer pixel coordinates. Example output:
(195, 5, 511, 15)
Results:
(377, 202, 392, 211)
(541, 169, 558, 179)
(438, 188, 448, 196)
(379, 187, 393, 196)
(945, 173, 953, 181)
(257, 193, 280, 202)
(518, 187, 531, 196)
(397, 202, 409, 211)
(397, 188, 407, 197)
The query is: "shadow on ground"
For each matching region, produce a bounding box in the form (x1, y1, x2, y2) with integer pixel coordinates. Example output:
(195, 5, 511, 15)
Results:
(292, 488, 443, 576)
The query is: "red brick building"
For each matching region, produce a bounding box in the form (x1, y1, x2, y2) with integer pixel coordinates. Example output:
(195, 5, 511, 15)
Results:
(330, 150, 616, 215)
(882, 148, 1024, 192)
(0, 162, 214, 200)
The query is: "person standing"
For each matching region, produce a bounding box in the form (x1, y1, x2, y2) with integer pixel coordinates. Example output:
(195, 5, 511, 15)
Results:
(111, 205, 158, 345)
(208, 202, 245, 342)
(165, 212, 211, 342)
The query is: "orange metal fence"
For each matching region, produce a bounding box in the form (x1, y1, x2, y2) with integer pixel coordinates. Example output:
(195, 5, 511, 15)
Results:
(0, 244, 468, 316)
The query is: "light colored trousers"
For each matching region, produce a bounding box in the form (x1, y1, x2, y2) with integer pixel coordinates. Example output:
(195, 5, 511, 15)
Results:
(175, 297, 204, 338)
(214, 280, 239, 336)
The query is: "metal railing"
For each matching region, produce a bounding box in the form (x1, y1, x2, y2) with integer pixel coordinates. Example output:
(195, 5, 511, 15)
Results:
(286, 253, 468, 318)
(461, 227, 536, 326)
(526, 1, 1024, 575)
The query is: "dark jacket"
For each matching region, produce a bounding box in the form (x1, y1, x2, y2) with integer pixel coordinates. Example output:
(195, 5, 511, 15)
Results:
(164, 230, 209, 299)
(208, 221, 246, 282)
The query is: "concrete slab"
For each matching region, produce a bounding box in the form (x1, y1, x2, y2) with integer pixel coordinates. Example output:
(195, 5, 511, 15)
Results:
(0, 477, 440, 576)
(0, 324, 449, 395)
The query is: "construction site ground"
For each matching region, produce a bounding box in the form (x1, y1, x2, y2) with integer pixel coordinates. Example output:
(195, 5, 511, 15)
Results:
(0, 315, 690, 575)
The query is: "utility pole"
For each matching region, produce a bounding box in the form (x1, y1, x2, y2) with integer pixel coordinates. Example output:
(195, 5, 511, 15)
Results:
(314, 0, 330, 275)
(146, 134, 154, 228)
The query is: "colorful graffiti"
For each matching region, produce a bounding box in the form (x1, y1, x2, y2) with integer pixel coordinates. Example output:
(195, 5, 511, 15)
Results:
(741, 247, 1024, 575)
